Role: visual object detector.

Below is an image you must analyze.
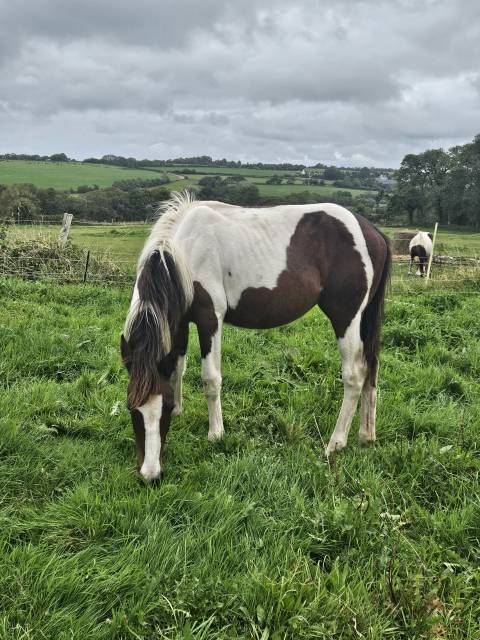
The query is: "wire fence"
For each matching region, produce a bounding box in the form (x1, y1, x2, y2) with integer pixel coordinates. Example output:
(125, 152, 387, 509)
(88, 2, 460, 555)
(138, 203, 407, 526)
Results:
(1, 217, 480, 293)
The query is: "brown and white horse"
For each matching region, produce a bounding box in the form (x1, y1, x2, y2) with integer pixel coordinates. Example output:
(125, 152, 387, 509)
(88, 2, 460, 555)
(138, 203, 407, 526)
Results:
(409, 231, 433, 277)
(121, 192, 391, 480)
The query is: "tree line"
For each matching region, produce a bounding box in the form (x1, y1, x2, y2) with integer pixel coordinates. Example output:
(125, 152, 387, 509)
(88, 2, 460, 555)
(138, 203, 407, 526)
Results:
(0, 183, 171, 222)
(387, 133, 480, 228)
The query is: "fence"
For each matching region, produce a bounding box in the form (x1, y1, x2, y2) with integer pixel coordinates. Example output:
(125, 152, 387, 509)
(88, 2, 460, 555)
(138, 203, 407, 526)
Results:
(1, 216, 480, 293)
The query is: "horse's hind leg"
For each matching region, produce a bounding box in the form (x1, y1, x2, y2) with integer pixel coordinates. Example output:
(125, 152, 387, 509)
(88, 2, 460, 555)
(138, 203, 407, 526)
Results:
(419, 256, 427, 277)
(326, 317, 368, 456)
(359, 375, 377, 446)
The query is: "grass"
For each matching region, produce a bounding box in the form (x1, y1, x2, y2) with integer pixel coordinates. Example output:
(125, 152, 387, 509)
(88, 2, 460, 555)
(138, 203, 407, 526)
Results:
(0, 160, 167, 190)
(166, 176, 373, 199)
(1, 269, 480, 638)
(162, 165, 300, 178)
(255, 183, 375, 198)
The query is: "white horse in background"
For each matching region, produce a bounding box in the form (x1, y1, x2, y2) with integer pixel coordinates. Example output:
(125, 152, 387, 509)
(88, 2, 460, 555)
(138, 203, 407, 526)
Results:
(409, 231, 433, 276)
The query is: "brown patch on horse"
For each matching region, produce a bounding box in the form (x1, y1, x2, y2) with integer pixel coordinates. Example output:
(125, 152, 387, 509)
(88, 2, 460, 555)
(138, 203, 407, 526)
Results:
(224, 211, 367, 337)
(191, 281, 218, 357)
(131, 409, 146, 468)
(355, 213, 391, 384)
(159, 387, 174, 466)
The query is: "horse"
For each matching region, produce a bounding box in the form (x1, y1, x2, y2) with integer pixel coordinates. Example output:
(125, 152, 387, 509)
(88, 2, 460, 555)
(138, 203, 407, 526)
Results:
(121, 192, 391, 481)
(409, 231, 433, 277)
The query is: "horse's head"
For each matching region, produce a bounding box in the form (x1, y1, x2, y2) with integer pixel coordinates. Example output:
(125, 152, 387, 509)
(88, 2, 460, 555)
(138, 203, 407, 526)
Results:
(121, 334, 174, 481)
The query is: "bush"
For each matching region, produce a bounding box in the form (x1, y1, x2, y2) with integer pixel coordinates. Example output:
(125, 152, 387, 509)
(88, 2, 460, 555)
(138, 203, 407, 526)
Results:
(0, 233, 124, 283)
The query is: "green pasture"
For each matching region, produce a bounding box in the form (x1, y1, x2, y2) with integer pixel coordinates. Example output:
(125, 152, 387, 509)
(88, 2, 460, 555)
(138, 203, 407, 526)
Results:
(166, 176, 373, 199)
(254, 182, 375, 198)
(1, 272, 480, 638)
(0, 161, 374, 203)
(163, 165, 300, 178)
(0, 160, 167, 190)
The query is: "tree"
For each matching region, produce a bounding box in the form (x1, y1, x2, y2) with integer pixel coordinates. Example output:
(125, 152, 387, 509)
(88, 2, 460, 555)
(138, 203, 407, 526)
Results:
(266, 175, 282, 185)
(50, 153, 69, 162)
(0, 185, 39, 220)
(323, 166, 343, 181)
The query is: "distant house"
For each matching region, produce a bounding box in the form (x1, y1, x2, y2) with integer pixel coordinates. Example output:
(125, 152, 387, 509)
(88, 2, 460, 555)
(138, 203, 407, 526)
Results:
(376, 174, 397, 189)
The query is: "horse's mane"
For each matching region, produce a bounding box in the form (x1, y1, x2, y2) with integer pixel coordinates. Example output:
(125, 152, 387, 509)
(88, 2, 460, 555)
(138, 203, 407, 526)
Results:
(138, 190, 197, 268)
(122, 191, 196, 407)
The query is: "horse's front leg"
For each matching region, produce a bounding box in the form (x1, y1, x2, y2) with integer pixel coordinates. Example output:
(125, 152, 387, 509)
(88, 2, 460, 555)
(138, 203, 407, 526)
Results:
(199, 312, 225, 441)
(171, 320, 189, 416)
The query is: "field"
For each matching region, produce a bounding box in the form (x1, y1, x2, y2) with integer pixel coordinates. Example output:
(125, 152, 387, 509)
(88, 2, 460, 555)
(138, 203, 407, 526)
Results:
(166, 176, 373, 199)
(0, 160, 167, 190)
(160, 165, 300, 178)
(0, 160, 373, 200)
(1, 222, 480, 638)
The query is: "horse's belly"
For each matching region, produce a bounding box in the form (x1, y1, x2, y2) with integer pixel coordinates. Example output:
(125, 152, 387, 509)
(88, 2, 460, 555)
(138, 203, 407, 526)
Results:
(224, 270, 321, 329)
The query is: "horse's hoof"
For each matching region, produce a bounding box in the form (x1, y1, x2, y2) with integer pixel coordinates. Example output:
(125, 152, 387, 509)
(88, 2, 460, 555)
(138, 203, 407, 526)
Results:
(325, 440, 346, 457)
(358, 435, 376, 448)
(208, 428, 225, 442)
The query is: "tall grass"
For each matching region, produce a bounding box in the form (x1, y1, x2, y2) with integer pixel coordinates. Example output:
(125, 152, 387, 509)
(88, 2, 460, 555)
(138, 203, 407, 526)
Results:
(0, 277, 479, 638)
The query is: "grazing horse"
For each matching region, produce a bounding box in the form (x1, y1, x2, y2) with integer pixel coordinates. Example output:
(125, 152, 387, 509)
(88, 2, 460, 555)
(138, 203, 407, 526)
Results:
(121, 192, 391, 481)
(409, 231, 433, 276)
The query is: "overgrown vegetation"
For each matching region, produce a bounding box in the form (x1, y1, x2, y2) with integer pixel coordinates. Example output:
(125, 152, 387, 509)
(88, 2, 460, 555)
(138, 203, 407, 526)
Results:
(0, 227, 126, 282)
(1, 274, 479, 638)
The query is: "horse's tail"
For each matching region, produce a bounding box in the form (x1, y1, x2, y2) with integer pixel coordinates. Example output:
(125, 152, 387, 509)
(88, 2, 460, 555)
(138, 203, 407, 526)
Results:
(122, 245, 193, 408)
(361, 233, 391, 386)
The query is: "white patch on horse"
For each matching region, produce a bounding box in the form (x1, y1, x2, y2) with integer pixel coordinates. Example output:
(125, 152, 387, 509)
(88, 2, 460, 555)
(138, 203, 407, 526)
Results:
(409, 231, 432, 254)
(201, 312, 224, 440)
(138, 394, 163, 480)
(171, 355, 186, 416)
(123, 280, 140, 339)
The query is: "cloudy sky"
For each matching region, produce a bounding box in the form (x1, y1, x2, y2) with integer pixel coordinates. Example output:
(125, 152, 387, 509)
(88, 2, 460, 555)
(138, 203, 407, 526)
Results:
(0, 0, 479, 167)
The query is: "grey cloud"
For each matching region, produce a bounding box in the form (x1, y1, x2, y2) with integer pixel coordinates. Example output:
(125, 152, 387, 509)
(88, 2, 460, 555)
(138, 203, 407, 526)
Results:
(0, 0, 479, 166)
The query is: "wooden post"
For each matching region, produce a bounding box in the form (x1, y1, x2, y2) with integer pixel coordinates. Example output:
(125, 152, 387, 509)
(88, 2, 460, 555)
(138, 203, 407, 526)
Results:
(58, 213, 73, 246)
(83, 250, 90, 283)
(425, 222, 438, 282)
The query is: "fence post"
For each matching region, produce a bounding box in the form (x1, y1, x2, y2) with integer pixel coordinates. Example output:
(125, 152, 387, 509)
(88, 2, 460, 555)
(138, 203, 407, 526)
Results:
(425, 222, 438, 282)
(83, 250, 90, 283)
(58, 213, 73, 247)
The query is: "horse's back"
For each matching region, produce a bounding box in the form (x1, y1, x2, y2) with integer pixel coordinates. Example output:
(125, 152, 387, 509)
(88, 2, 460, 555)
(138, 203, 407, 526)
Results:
(174, 201, 387, 332)
(409, 231, 432, 253)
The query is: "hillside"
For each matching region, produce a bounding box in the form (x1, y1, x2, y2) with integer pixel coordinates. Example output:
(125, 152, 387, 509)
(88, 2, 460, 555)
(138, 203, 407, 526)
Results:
(0, 160, 166, 190)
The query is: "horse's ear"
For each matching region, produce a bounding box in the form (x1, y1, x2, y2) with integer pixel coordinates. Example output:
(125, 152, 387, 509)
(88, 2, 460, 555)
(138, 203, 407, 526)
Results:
(428, 233, 433, 240)
(120, 334, 131, 363)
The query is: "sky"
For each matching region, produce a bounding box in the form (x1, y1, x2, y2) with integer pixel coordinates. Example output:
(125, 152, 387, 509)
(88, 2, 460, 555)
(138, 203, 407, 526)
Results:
(0, 0, 479, 168)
